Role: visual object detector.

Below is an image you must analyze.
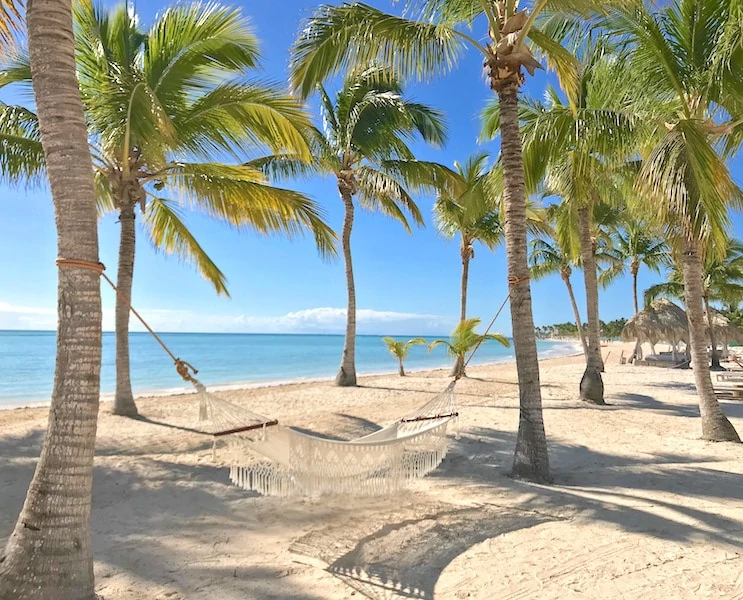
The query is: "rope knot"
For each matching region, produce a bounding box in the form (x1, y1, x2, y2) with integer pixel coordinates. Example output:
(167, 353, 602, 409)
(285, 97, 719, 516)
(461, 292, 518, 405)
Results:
(56, 258, 105, 275)
(175, 359, 200, 385)
(507, 274, 530, 288)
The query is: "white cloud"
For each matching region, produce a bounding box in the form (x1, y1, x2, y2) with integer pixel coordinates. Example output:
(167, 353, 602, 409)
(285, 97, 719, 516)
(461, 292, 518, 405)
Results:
(0, 302, 57, 330)
(0, 303, 454, 335)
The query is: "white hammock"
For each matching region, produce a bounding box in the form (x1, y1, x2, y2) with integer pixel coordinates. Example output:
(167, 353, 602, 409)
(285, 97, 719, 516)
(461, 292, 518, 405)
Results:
(195, 382, 458, 497)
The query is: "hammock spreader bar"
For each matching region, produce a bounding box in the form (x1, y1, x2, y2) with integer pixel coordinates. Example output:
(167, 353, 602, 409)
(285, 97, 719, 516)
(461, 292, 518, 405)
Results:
(212, 420, 279, 437)
(400, 411, 459, 423)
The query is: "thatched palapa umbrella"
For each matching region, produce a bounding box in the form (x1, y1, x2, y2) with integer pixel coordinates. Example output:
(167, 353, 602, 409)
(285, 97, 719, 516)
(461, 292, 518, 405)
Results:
(622, 299, 689, 361)
(705, 308, 743, 352)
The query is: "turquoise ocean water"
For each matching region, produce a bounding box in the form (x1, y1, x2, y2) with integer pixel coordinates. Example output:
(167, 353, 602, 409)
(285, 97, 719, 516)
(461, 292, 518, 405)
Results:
(0, 330, 580, 408)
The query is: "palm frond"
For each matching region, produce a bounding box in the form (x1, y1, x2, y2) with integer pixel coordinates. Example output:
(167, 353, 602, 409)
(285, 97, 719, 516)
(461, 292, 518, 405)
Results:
(144, 2, 260, 97)
(290, 3, 464, 99)
(527, 26, 581, 111)
(382, 336, 404, 358)
(143, 196, 229, 295)
(636, 120, 742, 249)
(597, 262, 625, 288)
(479, 98, 500, 142)
(177, 82, 312, 161)
(94, 167, 116, 215)
(644, 281, 685, 307)
(607, 2, 690, 115)
(340, 77, 447, 160)
(529, 234, 571, 280)
(164, 162, 338, 259)
(0, 48, 31, 92)
(354, 166, 424, 232)
(427, 339, 453, 356)
(246, 154, 319, 181)
(0, 0, 22, 55)
(404, 101, 448, 147)
(379, 159, 460, 195)
(0, 103, 45, 186)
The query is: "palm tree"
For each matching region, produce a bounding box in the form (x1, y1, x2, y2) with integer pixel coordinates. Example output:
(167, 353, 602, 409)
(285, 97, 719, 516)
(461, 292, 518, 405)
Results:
(428, 318, 510, 378)
(512, 43, 641, 404)
(0, 1, 337, 417)
(0, 0, 102, 597)
(382, 337, 427, 376)
(433, 152, 504, 373)
(611, 0, 742, 442)
(645, 241, 743, 371)
(289, 0, 608, 482)
(529, 230, 588, 358)
(600, 219, 669, 359)
(257, 66, 446, 387)
(721, 303, 743, 329)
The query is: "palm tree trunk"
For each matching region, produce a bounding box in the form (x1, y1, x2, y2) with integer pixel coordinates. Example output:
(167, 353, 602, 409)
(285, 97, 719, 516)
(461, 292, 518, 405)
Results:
(561, 270, 588, 358)
(113, 201, 139, 416)
(577, 205, 605, 404)
(681, 238, 739, 442)
(0, 1, 103, 597)
(398, 358, 405, 377)
(703, 296, 723, 371)
(335, 186, 357, 386)
(631, 263, 642, 360)
(496, 80, 550, 484)
(453, 244, 471, 376)
(460, 243, 470, 323)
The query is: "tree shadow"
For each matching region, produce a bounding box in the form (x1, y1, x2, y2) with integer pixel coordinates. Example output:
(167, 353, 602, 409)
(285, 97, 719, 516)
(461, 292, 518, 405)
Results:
(357, 383, 493, 400)
(435, 426, 743, 548)
(88, 458, 361, 599)
(613, 392, 743, 419)
(645, 381, 697, 393)
(332, 413, 382, 435)
(0, 430, 42, 541)
(613, 392, 701, 418)
(0, 427, 45, 458)
(130, 414, 210, 436)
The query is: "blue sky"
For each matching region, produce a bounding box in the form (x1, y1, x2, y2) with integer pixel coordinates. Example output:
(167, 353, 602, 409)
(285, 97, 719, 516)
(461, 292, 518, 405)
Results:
(0, 0, 741, 336)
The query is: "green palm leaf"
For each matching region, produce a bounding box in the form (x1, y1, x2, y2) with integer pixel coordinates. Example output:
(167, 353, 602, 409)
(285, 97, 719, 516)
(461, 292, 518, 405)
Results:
(143, 197, 229, 295)
(177, 82, 312, 161)
(428, 317, 509, 360)
(355, 166, 424, 232)
(246, 154, 319, 181)
(290, 3, 464, 99)
(0, 103, 44, 185)
(144, 2, 260, 96)
(164, 162, 338, 259)
(635, 121, 743, 249)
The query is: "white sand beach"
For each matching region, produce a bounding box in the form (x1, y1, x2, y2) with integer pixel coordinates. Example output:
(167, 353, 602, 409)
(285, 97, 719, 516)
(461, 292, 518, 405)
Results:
(1, 341, 742, 600)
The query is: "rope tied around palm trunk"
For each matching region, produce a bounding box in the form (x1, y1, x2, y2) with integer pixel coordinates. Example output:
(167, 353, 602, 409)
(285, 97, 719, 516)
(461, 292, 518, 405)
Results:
(56, 257, 201, 386)
(507, 274, 530, 288)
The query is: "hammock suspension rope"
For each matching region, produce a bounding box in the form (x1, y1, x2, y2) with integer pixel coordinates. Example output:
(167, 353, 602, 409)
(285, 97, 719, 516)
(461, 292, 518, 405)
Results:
(56, 257, 519, 496)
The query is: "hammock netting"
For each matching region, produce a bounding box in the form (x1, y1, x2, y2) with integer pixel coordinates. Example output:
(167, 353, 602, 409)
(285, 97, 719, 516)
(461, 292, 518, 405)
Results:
(194, 382, 458, 497)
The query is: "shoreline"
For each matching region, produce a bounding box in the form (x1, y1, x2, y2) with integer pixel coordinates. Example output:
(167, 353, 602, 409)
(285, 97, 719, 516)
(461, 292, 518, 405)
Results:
(0, 340, 584, 411)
